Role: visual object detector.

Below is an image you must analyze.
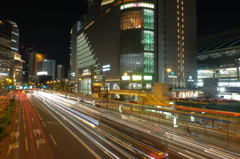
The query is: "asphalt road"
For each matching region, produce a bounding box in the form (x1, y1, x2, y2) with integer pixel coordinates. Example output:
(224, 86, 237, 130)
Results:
(0, 92, 133, 159)
(2, 91, 240, 159)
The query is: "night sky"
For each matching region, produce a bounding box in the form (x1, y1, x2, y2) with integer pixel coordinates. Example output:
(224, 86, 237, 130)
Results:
(0, 0, 240, 74)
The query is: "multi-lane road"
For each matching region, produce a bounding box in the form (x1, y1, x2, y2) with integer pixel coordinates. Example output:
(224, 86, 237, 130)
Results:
(1, 90, 240, 159)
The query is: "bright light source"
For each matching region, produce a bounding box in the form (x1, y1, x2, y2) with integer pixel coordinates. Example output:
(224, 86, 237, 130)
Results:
(219, 87, 225, 92)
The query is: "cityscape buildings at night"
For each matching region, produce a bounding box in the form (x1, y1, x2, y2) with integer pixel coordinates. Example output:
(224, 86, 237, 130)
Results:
(20, 43, 36, 83)
(0, 20, 23, 87)
(197, 27, 240, 100)
(57, 64, 65, 80)
(70, 0, 197, 99)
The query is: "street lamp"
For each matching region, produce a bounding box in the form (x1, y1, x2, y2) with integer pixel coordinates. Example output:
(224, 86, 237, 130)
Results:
(123, 72, 130, 89)
(123, 72, 131, 102)
(167, 68, 175, 91)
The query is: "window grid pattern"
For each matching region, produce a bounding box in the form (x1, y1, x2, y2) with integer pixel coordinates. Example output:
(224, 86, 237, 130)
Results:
(76, 33, 96, 71)
(120, 7, 154, 75)
(144, 53, 154, 73)
(177, 0, 185, 87)
(143, 9, 154, 29)
(142, 30, 154, 51)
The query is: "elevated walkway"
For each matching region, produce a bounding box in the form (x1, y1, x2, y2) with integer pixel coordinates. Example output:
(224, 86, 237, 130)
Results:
(109, 90, 147, 97)
(108, 89, 172, 107)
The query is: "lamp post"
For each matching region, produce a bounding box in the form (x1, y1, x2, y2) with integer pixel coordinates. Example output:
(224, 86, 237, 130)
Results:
(167, 68, 175, 97)
(65, 79, 69, 92)
(79, 78, 82, 94)
(123, 72, 131, 102)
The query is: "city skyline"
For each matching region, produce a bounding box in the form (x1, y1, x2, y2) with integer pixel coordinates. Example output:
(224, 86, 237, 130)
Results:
(0, 0, 240, 72)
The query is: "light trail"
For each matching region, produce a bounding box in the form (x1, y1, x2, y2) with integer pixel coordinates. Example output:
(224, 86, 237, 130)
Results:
(34, 91, 240, 159)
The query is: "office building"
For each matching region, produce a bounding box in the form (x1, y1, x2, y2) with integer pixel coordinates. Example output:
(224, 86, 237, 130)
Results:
(13, 53, 24, 87)
(197, 28, 240, 100)
(71, 0, 197, 97)
(57, 64, 65, 80)
(0, 20, 22, 86)
(40, 59, 56, 80)
(20, 44, 36, 83)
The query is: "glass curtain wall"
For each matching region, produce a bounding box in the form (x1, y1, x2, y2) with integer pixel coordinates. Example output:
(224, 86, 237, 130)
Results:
(120, 8, 154, 74)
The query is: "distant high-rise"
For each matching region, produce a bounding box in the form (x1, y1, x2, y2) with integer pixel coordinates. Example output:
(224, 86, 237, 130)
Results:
(20, 43, 36, 83)
(41, 59, 56, 80)
(57, 64, 65, 80)
(71, 0, 197, 96)
(0, 20, 19, 54)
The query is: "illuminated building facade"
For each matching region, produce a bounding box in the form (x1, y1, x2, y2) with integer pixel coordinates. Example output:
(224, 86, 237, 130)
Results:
(0, 20, 19, 79)
(71, 0, 197, 96)
(20, 44, 36, 83)
(0, 20, 21, 86)
(57, 64, 65, 80)
(41, 59, 56, 80)
(13, 53, 24, 86)
(197, 28, 240, 100)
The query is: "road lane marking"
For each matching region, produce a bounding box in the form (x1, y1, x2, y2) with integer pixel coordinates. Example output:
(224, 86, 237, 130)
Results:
(25, 137, 28, 151)
(11, 131, 19, 139)
(36, 138, 45, 149)
(33, 129, 41, 136)
(41, 103, 102, 159)
(7, 142, 19, 156)
(49, 134, 57, 145)
(45, 121, 60, 125)
(42, 121, 46, 127)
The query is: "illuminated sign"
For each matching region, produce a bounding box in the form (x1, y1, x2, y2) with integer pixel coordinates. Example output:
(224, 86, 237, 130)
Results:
(187, 76, 194, 82)
(102, 64, 110, 72)
(83, 69, 90, 75)
(122, 75, 130, 80)
(144, 75, 152, 80)
(37, 71, 48, 75)
(121, 3, 154, 10)
(132, 75, 142, 80)
(168, 75, 178, 78)
(14, 53, 21, 60)
(0, 73, 8, 76)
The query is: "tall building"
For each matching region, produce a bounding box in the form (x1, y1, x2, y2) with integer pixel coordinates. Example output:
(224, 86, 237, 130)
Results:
(40, 59, 56, 80)
(197, 28, 240, 100)
(57, 64, 65, 80)
(0, 20, 22, 86)
(71, 0, 197, 97)
(13, 53, 24, 87)
(20, 44, 36, 83)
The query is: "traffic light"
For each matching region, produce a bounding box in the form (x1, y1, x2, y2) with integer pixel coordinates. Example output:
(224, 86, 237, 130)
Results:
(8, 86, 13, 89)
